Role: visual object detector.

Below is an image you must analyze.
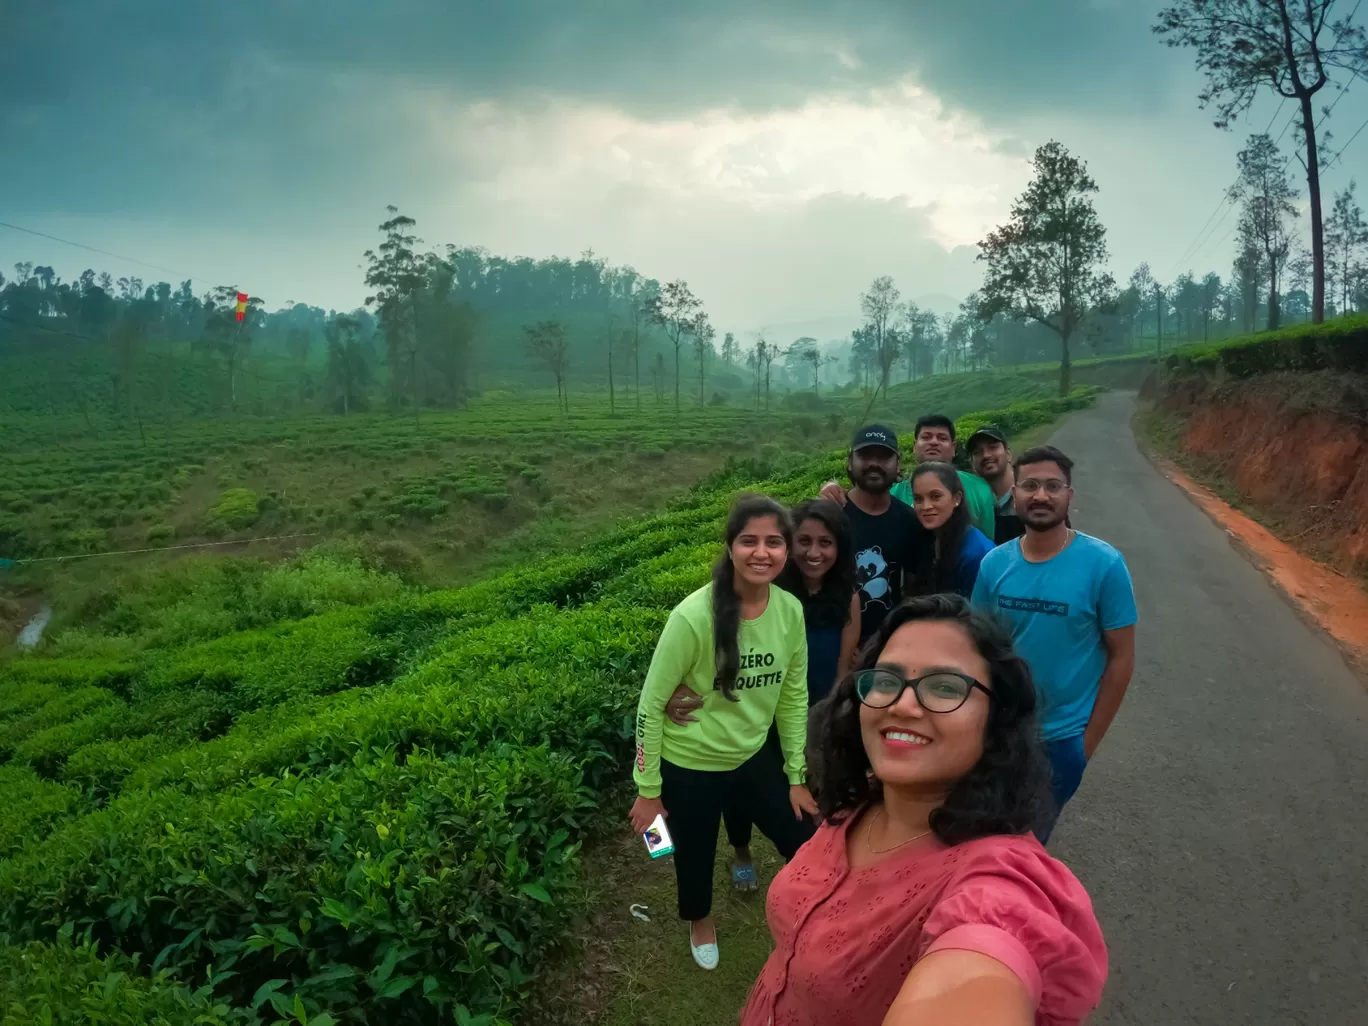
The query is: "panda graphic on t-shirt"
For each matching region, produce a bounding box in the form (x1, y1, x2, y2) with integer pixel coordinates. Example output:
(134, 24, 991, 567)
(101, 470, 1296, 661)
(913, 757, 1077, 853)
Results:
(856, 546, 893, 619)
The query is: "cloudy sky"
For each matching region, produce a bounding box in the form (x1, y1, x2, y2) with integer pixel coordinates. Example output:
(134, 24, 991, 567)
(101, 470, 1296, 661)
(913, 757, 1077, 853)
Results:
(3, 1, 1365, 337)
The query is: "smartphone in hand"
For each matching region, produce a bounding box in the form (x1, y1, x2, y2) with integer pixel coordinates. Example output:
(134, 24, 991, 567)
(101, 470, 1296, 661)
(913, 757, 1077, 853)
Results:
(642, 814, 674, 859)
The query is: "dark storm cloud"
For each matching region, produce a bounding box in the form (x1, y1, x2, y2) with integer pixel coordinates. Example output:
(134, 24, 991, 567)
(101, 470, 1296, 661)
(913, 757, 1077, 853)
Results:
(2, 0, 1173, 217)
(5, 1, 1166, 116)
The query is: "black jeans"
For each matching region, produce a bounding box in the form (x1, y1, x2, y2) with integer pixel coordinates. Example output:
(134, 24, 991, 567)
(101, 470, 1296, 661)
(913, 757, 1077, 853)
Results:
(660, 738, 815, 922)
(722, 724, 781, 850)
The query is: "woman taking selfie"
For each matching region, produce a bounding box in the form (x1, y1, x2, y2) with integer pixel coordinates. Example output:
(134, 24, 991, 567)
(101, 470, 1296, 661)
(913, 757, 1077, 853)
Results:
(740, 594, 1106, 1025)
(908, 462, 996, 599)
(630, 494, 818, 971)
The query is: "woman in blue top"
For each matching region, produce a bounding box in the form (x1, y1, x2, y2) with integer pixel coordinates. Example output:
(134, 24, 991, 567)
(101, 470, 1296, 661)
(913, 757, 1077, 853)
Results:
(667, 498, 860, 890)
(908, 462, 996, 599)
(777, 498, 862, 704)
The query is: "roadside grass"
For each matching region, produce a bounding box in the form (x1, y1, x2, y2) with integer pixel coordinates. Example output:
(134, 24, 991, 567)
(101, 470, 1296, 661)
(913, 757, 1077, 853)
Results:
(521, 827, 785, 1026)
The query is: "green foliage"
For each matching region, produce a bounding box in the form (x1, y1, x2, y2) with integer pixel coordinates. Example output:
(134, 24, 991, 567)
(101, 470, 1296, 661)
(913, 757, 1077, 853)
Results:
(1167, 314, 1368, 379)
(0, 384, 1096, 1022)
(0, 933, 246, 1025)
(0, 767, 83, 859)
(206, 488, 262, 532)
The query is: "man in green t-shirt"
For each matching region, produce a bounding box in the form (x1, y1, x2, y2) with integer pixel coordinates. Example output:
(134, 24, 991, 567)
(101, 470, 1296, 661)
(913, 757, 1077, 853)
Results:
(823, 414, 995, 537)
(887, 414, 995, 536)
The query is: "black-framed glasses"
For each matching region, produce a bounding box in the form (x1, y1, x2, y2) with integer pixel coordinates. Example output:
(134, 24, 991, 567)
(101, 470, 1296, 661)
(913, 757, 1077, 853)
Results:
(854, 668, 993, 713)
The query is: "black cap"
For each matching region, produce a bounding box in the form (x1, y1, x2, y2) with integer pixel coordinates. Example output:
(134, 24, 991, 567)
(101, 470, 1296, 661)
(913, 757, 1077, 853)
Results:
(851, 424, 900, 454)
(967, 424, 1007, 451)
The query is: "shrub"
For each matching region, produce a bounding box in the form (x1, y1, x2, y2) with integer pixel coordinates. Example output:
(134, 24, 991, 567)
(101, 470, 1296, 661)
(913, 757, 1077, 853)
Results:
(12, 701, 133, 778)
(138, 609, 394, 715)
(205, 488, 261, 532)
(146, 523, 176, 544)
(0, 933, 244, 1025)
(59, 734, 183, 798)
(0, 688, 122, 762)
(0, 767, 83, 859)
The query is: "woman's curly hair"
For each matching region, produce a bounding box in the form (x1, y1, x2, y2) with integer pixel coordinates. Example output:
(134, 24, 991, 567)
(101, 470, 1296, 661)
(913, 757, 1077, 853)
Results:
(809, 593, 1050, 844)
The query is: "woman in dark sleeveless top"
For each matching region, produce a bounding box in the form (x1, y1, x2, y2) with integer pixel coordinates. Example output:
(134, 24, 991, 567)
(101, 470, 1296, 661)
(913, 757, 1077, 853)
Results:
(781, 498, 861, 703)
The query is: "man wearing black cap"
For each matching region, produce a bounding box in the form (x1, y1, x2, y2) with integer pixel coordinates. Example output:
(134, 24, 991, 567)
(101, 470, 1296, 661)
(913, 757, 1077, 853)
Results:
(840, 424, 924, 643)
(967, 424, 1025, 545)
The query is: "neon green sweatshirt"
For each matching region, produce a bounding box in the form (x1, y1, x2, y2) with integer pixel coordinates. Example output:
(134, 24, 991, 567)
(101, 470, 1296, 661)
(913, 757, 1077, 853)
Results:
(633, 583, 809, 799)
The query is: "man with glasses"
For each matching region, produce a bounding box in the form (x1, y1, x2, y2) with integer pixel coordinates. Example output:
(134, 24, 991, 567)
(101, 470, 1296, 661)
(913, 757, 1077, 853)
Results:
(969, 445, 1137, 842)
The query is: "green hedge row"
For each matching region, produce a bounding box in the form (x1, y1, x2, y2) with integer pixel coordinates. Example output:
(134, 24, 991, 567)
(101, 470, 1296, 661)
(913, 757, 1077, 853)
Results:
(1166, 314, 1368, 379)
(0, 605, 669, 1024)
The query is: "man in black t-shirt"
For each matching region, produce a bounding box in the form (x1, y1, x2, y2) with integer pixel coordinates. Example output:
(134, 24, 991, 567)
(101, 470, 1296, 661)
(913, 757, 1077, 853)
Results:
(841, 424, 925, 644)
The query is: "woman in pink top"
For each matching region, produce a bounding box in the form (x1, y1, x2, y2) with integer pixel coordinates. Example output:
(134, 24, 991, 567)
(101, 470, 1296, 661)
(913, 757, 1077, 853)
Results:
(741, 594, 1107, 1026)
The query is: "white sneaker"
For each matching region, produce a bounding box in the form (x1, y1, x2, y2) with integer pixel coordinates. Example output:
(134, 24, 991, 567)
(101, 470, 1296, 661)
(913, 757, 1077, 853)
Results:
(690, 937, 719, 970)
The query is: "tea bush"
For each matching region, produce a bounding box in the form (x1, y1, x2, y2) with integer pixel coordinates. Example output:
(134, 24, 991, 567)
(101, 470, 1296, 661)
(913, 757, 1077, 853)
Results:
(1166, 314, 1368, 379)
(0, 933, 246, 1025)
(205, 488, 262, 532)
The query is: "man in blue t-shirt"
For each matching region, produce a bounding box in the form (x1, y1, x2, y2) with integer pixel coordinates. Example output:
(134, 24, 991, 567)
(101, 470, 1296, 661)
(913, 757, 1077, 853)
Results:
(970, 444, 1137, 843)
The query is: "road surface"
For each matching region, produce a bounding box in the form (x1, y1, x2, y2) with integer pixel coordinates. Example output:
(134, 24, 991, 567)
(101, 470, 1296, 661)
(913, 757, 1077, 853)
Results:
(1048, 391, 1368, 1025)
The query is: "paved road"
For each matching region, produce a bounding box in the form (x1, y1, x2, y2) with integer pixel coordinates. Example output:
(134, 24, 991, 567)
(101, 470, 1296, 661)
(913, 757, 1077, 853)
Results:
(1047, 391, 1368, 1025)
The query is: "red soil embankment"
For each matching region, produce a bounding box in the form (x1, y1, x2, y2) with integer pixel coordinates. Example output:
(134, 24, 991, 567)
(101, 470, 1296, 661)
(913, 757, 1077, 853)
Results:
(1162, 371, 1368, 578)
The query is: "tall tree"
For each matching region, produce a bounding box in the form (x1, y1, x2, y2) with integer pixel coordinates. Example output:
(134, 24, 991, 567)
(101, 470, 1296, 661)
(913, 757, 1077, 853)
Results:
(285, 322, 312, 408)
(849, 325, 877, 393)
(200, 285, 263, 413)
(692, 314, 716, 406)
(977, 141, 1114, 395)
(363, 207, 425, 412)
(1128, 263, 1156, 341)
(1201, 272, 1224, 340)
(1155, 0, 1368, 324)
(720, 331, 739, 366)
(604, 309, 619, 415)
(786, 337, 821, 392)
(1326, 181, 1367, 313)
(412, 255, 478, 409)
(757, 338, 778, 412)
(1229, 133, 1299, 329)
(959, 292, 996, 369)
(859, 276, 902, 398)
(1233, 240, 1265, 332)
(324, 314, 370, 415)
(645, 279, 703, 414)
(525, 320, 571, 412)
(628, 280, 658, 410)
(899, 302, 921, 382)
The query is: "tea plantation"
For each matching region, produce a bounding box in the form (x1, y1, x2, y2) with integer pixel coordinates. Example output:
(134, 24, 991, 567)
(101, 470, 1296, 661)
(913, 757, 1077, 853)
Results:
(0, 388, 1095, 1025)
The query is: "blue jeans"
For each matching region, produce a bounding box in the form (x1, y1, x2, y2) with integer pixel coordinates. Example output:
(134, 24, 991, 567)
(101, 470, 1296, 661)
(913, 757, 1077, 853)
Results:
(1036, 734, 1088, 844)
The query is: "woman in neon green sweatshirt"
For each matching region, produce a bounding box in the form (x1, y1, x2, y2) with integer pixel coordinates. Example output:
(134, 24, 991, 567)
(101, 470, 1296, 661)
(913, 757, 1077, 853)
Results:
(629, 494, 818, 971)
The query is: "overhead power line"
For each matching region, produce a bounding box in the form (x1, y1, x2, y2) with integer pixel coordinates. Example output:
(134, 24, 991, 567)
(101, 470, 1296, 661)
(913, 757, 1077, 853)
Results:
(1166, 3, 1366, 278)
(0, 220, 237, 292)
